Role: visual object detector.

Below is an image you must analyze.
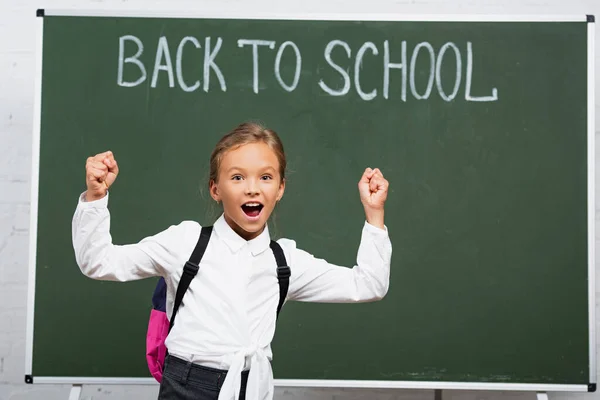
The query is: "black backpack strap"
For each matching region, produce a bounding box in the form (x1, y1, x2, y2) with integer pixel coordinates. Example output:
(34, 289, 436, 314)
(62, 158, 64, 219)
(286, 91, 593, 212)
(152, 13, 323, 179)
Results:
(270, 240, 290, 319)
(169, 226, 213, 333)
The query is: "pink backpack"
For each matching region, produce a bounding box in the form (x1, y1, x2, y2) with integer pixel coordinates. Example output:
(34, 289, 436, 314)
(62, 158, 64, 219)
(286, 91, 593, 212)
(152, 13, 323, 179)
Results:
(145, 282, 169, 382)
(145, 226, 290, 382)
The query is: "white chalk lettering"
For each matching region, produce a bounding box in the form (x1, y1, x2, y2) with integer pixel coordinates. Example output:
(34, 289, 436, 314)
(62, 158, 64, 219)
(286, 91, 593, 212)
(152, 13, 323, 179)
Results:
(410, 42, 435, 100)
(204, 37, 227, 92)
(176, 36, 201, 92)
(274, 41, 302, 92)
(115, 35, 498, 103)
(355, 42, 378, 101)
(151, 37, 175, 88)
(435, 42, 461, 102)
(238, 39, 276, 94)
(466, 42, 498, 102)
(318, 40, 351, 96)
(117, 35, 146, 87)
(383, 40, 406, 101)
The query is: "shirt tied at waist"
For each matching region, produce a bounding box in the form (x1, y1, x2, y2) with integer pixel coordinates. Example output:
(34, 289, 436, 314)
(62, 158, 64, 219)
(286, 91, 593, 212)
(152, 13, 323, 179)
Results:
(218, 344, 273, 400)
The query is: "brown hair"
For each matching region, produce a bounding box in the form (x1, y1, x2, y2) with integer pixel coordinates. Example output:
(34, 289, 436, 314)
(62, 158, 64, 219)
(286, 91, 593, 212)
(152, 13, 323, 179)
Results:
(209, 122, 286, 185)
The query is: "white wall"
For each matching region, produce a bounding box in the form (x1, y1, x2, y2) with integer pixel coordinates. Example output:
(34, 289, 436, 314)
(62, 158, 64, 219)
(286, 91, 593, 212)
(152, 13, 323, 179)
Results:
(2, 0, 600, 399)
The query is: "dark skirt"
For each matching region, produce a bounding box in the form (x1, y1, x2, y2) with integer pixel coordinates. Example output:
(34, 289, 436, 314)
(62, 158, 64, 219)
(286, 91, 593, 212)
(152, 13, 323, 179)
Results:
(157, 354, 249, 400)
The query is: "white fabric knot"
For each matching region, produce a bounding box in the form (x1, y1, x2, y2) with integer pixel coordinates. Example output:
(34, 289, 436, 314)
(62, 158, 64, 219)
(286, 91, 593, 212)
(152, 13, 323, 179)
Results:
(217, 344, 273, 400)
(243, 344, 259, 357)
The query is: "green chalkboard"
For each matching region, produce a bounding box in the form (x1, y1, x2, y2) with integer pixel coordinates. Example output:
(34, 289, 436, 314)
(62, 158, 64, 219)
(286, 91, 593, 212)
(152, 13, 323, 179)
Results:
(28, 11, 594, 390)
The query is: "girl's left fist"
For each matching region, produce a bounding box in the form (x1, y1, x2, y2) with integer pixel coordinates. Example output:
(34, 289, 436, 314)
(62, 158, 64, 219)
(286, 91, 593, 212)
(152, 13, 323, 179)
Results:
(358, 167, 389, 210)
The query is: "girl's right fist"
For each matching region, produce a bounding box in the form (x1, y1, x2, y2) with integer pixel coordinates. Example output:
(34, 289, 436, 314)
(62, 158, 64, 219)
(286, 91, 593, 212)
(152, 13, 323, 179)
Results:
(85, 151, 119, 202)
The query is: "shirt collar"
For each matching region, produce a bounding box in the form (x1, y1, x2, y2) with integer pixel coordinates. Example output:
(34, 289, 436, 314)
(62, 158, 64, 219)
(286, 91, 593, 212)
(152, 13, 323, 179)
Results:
(213, 214, 271, 256)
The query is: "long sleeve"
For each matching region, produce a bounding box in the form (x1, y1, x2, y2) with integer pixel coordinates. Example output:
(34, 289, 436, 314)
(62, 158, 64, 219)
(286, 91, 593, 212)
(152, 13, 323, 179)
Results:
(283, 221, 392, 303)
(71, 192, 197, 282)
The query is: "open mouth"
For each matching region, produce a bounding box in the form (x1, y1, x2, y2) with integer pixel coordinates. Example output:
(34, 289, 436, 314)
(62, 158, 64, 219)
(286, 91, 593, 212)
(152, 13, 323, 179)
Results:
(241, 202, 264, 218)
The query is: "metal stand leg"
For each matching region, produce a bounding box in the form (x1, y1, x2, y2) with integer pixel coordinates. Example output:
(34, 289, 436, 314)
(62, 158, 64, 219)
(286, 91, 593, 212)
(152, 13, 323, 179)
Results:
(68, 385, 82, 400)
(537, 392, 549, 400)
(435, 389, 443, 400)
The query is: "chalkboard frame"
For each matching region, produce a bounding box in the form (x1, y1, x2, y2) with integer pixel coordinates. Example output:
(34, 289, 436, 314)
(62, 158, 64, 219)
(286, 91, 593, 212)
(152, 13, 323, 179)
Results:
(24, 10, 596, 393)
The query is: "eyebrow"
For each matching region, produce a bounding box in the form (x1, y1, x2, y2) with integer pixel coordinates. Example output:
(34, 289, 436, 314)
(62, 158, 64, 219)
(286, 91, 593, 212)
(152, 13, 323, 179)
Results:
(225, 166, 277, 174)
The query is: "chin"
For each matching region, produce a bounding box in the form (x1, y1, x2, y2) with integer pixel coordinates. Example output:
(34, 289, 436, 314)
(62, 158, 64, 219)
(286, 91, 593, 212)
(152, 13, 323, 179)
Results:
(226, 207, 273, 240)
(233, 217, 268, 239)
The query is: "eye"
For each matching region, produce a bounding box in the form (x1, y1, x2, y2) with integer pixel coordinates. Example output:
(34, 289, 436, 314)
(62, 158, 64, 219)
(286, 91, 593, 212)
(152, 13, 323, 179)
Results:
(261, 174, 273, 180)
(231, 175, 243, 181)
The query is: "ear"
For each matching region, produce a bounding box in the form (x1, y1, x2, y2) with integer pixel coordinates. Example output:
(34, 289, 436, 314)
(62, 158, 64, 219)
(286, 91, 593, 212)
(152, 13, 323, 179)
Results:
(209, 179, 221, 202)
(276, 178, 286, 202)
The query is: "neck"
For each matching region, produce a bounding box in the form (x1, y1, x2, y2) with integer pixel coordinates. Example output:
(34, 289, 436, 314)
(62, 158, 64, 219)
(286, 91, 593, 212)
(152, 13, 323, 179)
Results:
(223, 214, 266, 241)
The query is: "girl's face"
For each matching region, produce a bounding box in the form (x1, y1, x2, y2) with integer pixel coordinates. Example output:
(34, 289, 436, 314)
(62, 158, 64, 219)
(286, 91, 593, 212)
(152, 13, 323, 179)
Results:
(210, 142, 285, 240)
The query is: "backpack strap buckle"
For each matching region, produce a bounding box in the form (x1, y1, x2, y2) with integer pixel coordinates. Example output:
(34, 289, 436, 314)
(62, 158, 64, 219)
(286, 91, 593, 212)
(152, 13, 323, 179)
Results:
(183, 261, 199, 276)
(277, 265, 291, 280)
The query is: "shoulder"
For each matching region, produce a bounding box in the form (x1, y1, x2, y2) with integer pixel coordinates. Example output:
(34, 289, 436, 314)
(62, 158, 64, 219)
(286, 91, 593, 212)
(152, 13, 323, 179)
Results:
(275, 237, 318, 267)
(142, 221, 208, 271)
(164, 220, 202, 235)
(275, 238, 300, 255)
(142, 220, 202, 244)
(275, 237, 297, 250)
(274, 238, 296, 265)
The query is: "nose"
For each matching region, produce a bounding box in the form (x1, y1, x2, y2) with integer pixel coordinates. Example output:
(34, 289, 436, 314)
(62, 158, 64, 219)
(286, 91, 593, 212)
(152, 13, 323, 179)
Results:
(245, 179, 259, 195)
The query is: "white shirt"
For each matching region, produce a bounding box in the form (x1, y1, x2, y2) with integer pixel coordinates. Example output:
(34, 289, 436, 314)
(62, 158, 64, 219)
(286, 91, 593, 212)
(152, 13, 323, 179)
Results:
(71, 192, 392, 400)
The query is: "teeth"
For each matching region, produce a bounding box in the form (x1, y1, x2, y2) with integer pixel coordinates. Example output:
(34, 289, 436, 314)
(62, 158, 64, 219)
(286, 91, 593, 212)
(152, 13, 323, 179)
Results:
(244, 203, 261, 207)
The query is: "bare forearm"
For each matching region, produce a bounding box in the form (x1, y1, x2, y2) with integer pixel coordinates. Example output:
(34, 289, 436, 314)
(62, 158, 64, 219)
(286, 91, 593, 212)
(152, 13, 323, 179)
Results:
(365, 208, 385, 229)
